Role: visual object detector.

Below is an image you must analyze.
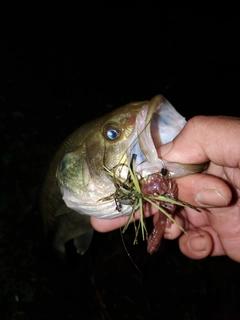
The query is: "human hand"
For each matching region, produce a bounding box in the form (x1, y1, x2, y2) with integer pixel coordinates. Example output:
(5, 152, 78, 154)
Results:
(91, 115, 240, 262)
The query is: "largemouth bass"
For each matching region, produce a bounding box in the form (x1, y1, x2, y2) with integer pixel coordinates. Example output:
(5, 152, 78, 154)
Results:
(39, 94, 206, 258)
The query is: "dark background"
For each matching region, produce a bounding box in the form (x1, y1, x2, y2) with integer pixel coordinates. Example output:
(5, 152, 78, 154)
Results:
(1, 5, 240, 320)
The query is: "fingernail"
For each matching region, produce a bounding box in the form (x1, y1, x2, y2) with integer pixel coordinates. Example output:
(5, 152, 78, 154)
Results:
(195, 189, 228, 207)
(188, 234, 206, 252)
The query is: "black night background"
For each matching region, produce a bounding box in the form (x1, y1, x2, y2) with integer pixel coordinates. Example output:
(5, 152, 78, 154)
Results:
(1, 5, 240, 320)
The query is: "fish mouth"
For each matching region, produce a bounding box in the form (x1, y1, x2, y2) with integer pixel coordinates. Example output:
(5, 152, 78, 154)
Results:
(147, 95, 187, 148)
(134, 95, 207, 178)
(132, 95, 186, 174)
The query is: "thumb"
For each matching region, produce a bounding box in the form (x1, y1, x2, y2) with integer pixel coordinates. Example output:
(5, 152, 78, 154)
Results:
(158, 115, 240, 167)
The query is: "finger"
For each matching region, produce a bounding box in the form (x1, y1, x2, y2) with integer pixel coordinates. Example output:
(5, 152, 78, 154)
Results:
(159, 205, 187, 239)
(90, 215, 129, 232)
(140, 172, 232, 238)
(91, 203, 156, 232)
(178, 229, 215, 259)
(158, 115, 240, 167)
(182, 205, 240, 262)
(205, 206, 240, 263)
(163, 214, 186, 240)
(176, 173, 232, 208)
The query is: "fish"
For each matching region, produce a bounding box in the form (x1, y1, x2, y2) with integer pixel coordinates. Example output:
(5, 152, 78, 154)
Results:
(39, 94, 206, 259)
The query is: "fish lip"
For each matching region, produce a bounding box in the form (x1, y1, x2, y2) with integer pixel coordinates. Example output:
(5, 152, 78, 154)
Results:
(135, 94, 186, 165)
(147, 94, 187, 147)
(166, 161, 209, 179)
(137, 95, 207, 178)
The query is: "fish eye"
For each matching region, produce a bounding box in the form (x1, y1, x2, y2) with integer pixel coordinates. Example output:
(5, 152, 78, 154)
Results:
(103, 125, 121, 140)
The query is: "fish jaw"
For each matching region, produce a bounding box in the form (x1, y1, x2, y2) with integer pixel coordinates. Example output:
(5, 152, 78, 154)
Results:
(132, 95, 208, 178)
(133, 95, 187, 177)
(61, 187, 134, 219)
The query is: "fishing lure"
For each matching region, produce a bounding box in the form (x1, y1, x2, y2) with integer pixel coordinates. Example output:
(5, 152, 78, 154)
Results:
(102, 155, 200, 254)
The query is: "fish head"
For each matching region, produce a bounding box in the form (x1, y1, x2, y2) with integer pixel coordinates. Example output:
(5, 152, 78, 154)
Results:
(56, 95, 189, 219)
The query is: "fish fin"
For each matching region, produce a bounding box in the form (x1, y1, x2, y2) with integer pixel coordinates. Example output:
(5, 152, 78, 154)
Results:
(55, 204, 94, 255)
(51, 210, 93, 261)
(73, 228, 94, 255)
